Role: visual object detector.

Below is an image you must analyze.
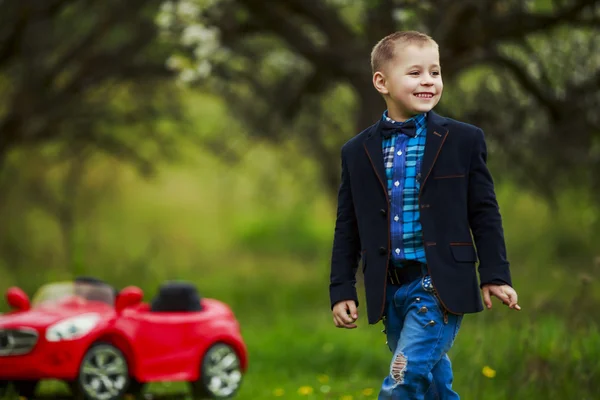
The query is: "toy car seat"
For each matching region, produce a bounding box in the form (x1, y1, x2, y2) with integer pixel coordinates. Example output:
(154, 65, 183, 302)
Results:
(150, 281, 203, 312)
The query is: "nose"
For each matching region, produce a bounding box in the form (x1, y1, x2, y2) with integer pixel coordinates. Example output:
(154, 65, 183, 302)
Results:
(420, 76, 434, 86)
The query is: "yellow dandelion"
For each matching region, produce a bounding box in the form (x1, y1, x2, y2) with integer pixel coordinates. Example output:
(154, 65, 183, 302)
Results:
(317, 374, 329, 384)
(340, 395, 353, 400)
(362, 387, 375, 396)
(298, 385, 314, 395)
(273, 387, 285, 396)
(482, 365, 496, 378)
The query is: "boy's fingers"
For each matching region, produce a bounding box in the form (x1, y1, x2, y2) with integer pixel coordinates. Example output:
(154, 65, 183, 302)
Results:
(506, 290, 521, 311)
(507, 290, 518, 305)
(482, 286, 492, 309)
(339, 308, 354, 324)
(333, 314, 357, 329)
(332, 301, 358, 328)
(347, 301, 358, 320)
(512, 304, 522, 311)
(488, 287, 510, 304)
(333, 304, 353, 324)
(332, 307, 343, 327)
(333, 315, 341, 327)
(496, 292, 510, 305)
(482, 285, 521, 311)
(333, 312, 344, 326)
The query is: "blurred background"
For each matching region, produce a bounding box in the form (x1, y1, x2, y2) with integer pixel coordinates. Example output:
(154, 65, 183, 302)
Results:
(1, 0, 599, 399)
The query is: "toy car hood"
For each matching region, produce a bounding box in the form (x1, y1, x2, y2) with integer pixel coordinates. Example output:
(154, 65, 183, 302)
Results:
(0, 307, 108, 330)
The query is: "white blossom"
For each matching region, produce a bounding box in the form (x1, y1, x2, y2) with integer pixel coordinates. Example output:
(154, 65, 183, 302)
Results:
(157, 0, 226, 81)
(165, 55, 184, 70)
(177, 0, 201, 19)
(160, 1, 175, 14)
(155, 12, 174, 29)
(180, 69, 197, 83)
(196, 60, 212, 78)
(182, 24, 219, 48)
(392, 8, 409, 23)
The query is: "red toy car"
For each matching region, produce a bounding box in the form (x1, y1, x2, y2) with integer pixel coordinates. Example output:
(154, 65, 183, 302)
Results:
(0, 279, 248, 399)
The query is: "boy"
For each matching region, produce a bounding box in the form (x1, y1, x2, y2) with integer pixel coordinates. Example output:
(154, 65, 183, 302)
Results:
(329, 31, 520, 399)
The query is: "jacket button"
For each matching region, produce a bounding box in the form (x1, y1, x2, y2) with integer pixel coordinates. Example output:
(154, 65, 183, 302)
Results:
(378, 247, 387, 255)
(380, 208, 386, 216)
(420, 204, 430, 209)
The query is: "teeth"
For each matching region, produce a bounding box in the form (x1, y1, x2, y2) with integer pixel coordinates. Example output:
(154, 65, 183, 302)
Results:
(415, 93, 433, 98)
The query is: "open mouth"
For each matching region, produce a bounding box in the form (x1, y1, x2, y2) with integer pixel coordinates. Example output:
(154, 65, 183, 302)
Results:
(414, 93, 434, 99)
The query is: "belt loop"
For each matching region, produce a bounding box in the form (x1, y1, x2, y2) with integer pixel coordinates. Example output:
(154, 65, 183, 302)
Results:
(420, 263, 428, 277)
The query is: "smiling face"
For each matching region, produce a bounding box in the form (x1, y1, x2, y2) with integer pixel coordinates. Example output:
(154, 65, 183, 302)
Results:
(373, 42, 443, 121)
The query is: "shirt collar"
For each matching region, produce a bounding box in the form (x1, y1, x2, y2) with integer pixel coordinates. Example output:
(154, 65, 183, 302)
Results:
(382, 110, 427, 125)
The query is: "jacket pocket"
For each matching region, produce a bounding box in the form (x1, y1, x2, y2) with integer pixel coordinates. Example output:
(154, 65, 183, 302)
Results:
(433, 167, 466, 179)
(450, 244, 477, 263)
(433, 174, 465, 180)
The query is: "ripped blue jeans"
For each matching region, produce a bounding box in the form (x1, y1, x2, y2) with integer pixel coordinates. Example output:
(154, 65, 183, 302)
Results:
(378, 276, 463, 400)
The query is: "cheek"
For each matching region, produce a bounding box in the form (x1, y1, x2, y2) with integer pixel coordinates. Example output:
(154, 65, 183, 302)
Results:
(391, 77, 417, 94)
(436, 79, 444, 92)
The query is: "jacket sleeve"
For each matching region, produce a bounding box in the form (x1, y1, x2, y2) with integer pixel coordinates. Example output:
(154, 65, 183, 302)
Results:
(329, 148, 361, 309)
(467, 128, 512, 287)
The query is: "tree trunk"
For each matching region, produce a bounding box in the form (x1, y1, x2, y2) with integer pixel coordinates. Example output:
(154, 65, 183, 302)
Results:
(351, 74, 386, 134)
(321, 77, 384, 200)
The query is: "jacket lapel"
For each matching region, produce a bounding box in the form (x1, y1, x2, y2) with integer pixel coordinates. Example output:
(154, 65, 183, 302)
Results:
(363, 120, 387, 189)
(363, 111, 449, 195)
(420, 111, 449, 188)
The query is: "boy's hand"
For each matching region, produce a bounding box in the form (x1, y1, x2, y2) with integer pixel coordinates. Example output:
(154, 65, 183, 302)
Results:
(482, 284, 521, 311)
(332, 300, 358, 329)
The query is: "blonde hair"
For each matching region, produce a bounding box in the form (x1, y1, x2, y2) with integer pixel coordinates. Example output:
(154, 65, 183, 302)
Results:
(371, 31, 438, 74)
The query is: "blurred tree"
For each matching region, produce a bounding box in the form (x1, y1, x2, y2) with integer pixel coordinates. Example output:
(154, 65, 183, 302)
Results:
(0, 0, 182, 175)
(161, 0, 600, 200)
(0, 147, 107, 273)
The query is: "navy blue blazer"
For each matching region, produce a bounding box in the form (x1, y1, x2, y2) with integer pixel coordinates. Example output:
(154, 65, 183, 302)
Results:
(329, 111, 512, 325)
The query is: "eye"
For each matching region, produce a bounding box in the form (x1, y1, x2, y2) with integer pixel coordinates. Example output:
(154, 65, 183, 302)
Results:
(431, 71, 441, 76)
(409, 71, 420, 76)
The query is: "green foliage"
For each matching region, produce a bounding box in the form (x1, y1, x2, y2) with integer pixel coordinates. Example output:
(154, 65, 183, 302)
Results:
(234, 207, 330, 261)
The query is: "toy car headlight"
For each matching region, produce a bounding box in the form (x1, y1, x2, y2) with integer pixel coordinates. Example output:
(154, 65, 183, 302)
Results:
(45, 313, 101, 342)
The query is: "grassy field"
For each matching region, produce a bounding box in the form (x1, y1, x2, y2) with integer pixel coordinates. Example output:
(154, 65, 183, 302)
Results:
(1, 95, 599, 399)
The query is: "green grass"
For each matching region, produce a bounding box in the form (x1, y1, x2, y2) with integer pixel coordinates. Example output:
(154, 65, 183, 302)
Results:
(22, 260, 599, 400)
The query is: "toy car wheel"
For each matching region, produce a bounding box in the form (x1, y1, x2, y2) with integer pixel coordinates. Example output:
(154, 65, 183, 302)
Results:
(74, 343, 130, 400)
(191, 343, 243, 399)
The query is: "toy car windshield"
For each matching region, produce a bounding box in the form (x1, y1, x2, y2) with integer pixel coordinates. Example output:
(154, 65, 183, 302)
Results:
(31, 282, 116, 307)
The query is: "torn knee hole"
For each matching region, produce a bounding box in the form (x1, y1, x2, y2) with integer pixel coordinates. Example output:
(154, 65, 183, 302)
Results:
(391, 352, 407, 383)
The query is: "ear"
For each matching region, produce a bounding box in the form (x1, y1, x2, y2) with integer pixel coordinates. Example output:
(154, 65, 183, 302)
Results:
(373, 71, 389, 95)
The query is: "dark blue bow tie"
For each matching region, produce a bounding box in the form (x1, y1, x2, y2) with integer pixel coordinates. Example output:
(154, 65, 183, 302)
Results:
(380, 118, 417, 139)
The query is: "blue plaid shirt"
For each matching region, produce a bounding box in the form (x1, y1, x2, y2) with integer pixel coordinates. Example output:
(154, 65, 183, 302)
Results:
(382, 111, 427, 266)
